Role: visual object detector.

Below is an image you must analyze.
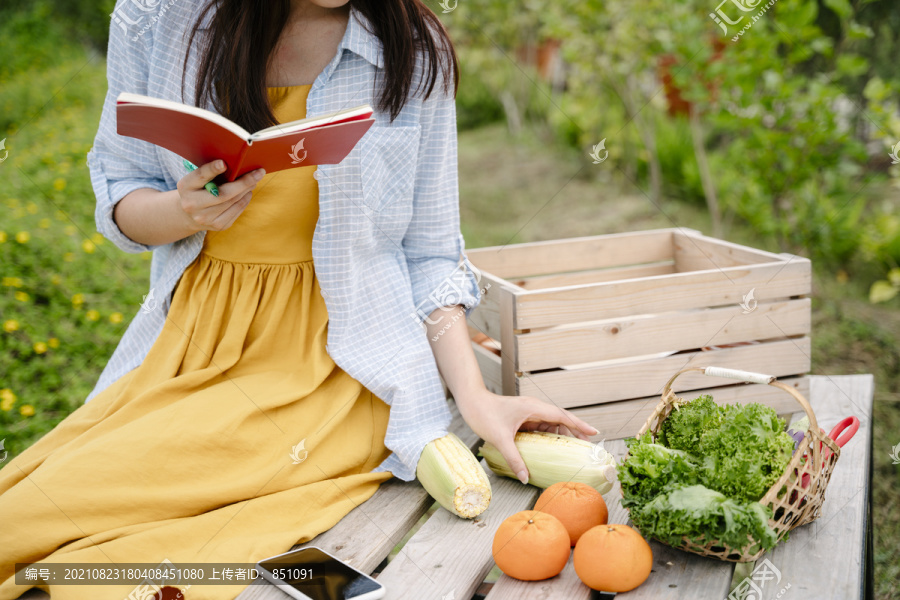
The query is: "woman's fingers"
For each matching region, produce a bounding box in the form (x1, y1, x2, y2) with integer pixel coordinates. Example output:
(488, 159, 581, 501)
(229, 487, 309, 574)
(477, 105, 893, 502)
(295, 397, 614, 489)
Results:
(490, 432, 530, 484)
(521, 397, 598, 440)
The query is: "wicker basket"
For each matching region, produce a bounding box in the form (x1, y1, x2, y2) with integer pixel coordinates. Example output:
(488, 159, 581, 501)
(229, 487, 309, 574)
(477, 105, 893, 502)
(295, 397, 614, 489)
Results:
(623, 366, 841, 562)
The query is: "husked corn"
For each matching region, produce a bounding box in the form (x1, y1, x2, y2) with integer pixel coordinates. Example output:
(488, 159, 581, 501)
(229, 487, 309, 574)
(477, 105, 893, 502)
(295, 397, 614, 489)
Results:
(417, 432, 492, 518)
(478, 431, 617, 494)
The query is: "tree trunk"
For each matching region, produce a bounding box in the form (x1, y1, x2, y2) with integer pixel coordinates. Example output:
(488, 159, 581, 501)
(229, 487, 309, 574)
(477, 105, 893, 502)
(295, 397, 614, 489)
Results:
(689, 105, 722, 237)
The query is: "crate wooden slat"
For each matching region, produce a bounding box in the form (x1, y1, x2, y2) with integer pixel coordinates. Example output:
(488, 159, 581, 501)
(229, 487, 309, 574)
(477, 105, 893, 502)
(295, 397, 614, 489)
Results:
(511, 260, 810, 329)
(516, 338, 811, 408)
(514, 299, 810, 371)
(464, 229, 812, 427)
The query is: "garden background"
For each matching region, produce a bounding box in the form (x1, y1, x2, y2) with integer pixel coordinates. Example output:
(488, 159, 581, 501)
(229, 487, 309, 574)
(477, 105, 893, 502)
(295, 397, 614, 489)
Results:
(0, 0, 898, 597)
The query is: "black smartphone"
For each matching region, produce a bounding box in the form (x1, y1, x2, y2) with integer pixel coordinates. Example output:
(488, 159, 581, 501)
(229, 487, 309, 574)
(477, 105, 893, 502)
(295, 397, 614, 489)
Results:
(256, 546, 386, 600)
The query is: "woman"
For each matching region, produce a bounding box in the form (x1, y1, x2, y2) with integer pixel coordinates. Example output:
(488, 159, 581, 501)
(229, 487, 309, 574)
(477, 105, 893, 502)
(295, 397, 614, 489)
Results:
(0, 0, 598, 598)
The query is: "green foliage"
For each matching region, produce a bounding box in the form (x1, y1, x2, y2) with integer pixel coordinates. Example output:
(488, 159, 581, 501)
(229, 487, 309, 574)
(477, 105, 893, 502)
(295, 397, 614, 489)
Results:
(0, 38, 151, 458)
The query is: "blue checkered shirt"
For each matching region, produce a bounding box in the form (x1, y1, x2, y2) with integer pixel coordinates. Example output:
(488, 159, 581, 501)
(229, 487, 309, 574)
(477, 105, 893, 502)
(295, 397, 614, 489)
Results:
(86, 0, 482, 482)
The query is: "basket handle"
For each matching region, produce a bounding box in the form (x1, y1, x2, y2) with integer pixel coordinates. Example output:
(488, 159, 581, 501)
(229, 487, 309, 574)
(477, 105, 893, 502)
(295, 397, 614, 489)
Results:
(660, 366, 820, 434)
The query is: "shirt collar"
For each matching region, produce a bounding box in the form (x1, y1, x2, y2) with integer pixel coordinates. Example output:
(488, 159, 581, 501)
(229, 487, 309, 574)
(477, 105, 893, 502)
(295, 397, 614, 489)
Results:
(341, 5, 384, 70)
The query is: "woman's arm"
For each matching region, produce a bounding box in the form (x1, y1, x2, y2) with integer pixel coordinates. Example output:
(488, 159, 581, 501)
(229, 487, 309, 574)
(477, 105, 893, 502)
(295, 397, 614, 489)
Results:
(425, 304, 599, 484)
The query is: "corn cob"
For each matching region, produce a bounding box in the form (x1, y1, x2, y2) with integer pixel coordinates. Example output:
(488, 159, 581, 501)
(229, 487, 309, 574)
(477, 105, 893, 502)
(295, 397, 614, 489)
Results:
(478, 431, 617, 494)
(417, 432, 492, 519)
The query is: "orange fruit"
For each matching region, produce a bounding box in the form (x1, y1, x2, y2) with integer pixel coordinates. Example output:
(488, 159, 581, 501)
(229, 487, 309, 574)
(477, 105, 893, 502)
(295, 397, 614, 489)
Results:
(573, 524, 653, 592)
(492, 510, 570, 581)
(533, 481, 608, 546)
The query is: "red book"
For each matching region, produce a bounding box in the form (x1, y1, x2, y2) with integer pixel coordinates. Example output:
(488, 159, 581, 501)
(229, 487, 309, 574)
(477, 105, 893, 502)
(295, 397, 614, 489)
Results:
(115, 92, 374, 183)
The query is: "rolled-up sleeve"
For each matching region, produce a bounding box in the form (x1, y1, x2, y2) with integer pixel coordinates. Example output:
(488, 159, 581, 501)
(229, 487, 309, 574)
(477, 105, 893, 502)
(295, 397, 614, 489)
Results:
(403, 63, 482, 324)
(87, 1, 171, 254)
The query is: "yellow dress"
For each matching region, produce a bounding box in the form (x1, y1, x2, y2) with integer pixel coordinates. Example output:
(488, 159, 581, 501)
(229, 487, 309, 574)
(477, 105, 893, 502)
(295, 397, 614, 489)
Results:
(0, 84, 394, 600)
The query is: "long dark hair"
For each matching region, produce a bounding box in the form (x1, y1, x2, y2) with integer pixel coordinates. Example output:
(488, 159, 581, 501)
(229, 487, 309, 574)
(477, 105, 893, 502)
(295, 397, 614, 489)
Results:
(182, 0, 459, 130)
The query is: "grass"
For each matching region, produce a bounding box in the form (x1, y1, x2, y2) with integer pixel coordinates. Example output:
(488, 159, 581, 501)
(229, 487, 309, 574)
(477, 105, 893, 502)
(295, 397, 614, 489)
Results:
(1, 43, 898, 599)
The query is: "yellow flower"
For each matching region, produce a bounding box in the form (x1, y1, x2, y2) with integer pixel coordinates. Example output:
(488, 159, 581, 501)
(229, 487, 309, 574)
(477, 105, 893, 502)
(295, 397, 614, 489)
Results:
(33, 341, 48, 354)
(26, 202, 38, 214)
(0, 389, 15, 403)
(14, 291, 29, 302)
(86, 309, 100, 321)
(48, 337, 60, 348)
(55, 210, 67, 221)
(50, 274, 61, 285)
(38, 218, 51, 229)
(71, 293, 84, 306)
(141, 252, 152, 261)
(19, 404, 35, 417)
(91, 232, 104, 245)
(63, 252, 75, 262)
(15, 231, 30, 243)
(64, 225, 77, 236)
(82, 239, 96, 254)
(3, 320, 18, 332)
(5, 198, 19, 208)
(53, 178, 67, 191)
(0, 231, 6, 243)
(1, 397, 14, 412)
(2, 277, 23, 287)
(109, 312, 123, 324)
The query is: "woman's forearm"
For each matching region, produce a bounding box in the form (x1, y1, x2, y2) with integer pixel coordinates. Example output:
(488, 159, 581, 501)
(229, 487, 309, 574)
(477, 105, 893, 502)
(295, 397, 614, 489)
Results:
(425, 305, 486, 408)
(114, 188, 201, 246)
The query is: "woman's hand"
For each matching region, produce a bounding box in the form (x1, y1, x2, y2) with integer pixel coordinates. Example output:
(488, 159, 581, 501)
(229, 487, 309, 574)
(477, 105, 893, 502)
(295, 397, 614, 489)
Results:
(453, 387, 598, 484)
(423, 304, 599, 484)
(175, 160, 265, 233)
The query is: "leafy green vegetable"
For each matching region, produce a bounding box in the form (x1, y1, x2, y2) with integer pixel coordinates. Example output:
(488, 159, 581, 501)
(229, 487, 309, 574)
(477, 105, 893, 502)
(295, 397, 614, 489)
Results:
(619, 431, 700, 508)
(620, 396, 796, 554)
(698, 402, 795, 503)
(658, 395, 723, 455)
(630, 485, 777, 553)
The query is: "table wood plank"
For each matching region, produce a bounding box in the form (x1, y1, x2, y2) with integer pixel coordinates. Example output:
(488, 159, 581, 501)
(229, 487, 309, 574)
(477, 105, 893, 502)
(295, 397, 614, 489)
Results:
(373, 470, 542, 600)
(237, 400, 480, 600)
(737, 375, 874, 600)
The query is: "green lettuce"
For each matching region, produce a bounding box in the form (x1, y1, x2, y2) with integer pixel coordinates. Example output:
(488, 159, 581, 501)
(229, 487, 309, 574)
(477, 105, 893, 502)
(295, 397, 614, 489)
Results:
(620, 396, 795, 553)
(630, 484, 777, 553)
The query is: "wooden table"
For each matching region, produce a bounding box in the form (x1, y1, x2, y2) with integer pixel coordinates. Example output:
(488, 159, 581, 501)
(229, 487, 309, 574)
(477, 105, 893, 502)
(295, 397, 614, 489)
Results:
(15, 375, 873, 600)
(234, 374, 874, 600)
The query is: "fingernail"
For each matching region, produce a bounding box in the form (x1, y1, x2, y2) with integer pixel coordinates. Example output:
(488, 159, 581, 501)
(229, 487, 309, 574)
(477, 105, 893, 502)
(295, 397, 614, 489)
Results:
(589, 426, 599, 435)
(255, 169, 266, 180)
(215, 160, 224, 170)
(517, 469, 529, 484)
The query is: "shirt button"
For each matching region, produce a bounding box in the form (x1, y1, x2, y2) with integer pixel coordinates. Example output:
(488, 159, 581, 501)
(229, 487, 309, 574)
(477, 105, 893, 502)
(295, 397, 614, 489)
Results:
(313, 170, 321, 181)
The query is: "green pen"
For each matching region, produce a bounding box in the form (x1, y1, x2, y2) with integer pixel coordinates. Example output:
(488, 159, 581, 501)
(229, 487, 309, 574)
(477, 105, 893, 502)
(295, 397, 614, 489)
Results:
(182, 158, 220, 197)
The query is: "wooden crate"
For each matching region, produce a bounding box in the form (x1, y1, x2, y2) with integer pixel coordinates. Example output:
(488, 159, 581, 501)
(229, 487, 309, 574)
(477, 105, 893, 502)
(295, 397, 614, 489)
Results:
(463, 228, 812, 440)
